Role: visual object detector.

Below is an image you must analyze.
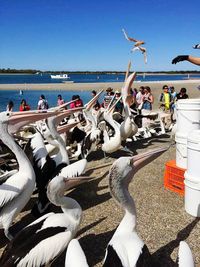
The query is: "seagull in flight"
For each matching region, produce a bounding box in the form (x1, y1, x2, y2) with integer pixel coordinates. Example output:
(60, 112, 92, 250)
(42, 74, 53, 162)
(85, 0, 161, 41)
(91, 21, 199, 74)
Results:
(193, 44, 200, 49)
(122, 28, 147, 63)
(122, 28, 145, 47)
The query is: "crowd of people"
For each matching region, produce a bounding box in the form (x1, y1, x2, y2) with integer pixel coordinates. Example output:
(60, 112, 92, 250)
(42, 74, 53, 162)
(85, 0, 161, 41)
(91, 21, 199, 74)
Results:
(6, 85, 189, 131)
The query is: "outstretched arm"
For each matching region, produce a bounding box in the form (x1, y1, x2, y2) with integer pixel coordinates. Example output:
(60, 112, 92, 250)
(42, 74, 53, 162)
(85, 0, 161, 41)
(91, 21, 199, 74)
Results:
(172, 55, 200, 66)
(187, 55, 200, 66)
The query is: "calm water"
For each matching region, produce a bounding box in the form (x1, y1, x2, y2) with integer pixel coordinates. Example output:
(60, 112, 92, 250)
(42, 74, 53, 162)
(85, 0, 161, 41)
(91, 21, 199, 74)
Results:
(0, 73, 200, 84)
(0, 90, 96, 112)
(0, 73, 200, 112)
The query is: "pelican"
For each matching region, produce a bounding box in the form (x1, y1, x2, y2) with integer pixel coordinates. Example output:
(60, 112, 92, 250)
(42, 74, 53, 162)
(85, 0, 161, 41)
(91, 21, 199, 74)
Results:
(178, 241, 194, 267)
(29, 120, 87, 217)
(81, 90, 104, 157)
(65, 239, 89, 267)
(0, 175, 92, 267)
(103, 146, 168, 266)
(121, 72, 138, 140)
(0, 111, 59, 240)
(102, 104, 121, 154)
(122, 28, 145, 47)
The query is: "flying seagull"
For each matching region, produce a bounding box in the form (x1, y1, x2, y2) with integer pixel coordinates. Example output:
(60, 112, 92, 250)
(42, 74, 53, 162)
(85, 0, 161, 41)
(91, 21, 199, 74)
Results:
(193, 44, 200, 49)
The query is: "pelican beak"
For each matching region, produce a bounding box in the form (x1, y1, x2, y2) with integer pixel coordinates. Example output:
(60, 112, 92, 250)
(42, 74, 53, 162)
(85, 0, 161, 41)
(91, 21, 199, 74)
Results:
(85, 89, 104, 110)
(63, 176, 93, 190)
(49, 99, 78, 111)
(55, 107, 84, 125)
(131, 146, 169, 173)
(121, 72, 136, 100)
(57, 122, 79, 134)
(8, 110, 61, 134)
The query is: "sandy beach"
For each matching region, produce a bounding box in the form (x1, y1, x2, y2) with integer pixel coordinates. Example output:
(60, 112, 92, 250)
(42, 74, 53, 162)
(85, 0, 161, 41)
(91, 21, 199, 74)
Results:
(0, 80, 200, 92)
(0, 137, 199, 266)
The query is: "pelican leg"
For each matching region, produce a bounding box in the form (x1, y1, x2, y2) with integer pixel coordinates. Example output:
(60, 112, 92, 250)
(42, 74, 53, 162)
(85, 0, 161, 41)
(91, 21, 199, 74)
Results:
(103, 151, 109, 160)
(121, 146, 133, 155)
(4, 229, 13, 240)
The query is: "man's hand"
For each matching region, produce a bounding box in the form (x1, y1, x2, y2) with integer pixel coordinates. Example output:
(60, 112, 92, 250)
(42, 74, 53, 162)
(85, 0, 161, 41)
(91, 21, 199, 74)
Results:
(172, 55, 189, 64)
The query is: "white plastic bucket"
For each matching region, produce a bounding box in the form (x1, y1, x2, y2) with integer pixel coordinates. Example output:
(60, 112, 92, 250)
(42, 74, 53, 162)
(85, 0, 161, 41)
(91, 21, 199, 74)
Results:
(187, 130, 200, 179)
(175, 132, 187, 169)
(184, 177, 200, 217)
(176, 99, 200, 134)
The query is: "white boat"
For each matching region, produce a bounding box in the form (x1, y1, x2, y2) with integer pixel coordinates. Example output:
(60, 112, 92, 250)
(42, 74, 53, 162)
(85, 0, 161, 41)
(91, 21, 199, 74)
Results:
(50, 74, 70, 79)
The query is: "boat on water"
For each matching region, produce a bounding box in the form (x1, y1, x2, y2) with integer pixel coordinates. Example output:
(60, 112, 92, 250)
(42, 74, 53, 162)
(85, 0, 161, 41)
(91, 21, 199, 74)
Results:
(50, 74, 70, 79)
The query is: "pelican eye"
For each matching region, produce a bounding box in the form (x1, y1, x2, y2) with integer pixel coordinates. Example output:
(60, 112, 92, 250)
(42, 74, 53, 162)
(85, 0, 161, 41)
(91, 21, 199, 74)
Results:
(129, 158, 134, 166)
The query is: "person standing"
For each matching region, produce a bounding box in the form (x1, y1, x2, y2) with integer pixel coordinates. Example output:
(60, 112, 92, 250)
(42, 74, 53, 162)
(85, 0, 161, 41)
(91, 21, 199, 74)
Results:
(75, 95, 83, 107)
(159, 85, 173, 130)
(19, 99, 30, 111)
(37, 94, 49, 110)
(136, 86, 144, 110)
(176, 88, 189, 100)
(141, 86, 154, 111)
(57, 94, 65, 106)
(91, 90, 100, 108)
(6, 100, 14, 112)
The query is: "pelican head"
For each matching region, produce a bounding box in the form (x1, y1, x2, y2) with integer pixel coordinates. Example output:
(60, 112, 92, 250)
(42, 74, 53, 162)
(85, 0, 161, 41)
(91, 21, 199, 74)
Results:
(47, 175, 93, 207)
(109, 146, 169, 204)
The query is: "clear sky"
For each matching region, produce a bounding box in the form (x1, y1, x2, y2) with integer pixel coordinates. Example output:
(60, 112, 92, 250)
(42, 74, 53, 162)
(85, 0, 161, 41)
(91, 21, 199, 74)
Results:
(1, 0, 200, 71)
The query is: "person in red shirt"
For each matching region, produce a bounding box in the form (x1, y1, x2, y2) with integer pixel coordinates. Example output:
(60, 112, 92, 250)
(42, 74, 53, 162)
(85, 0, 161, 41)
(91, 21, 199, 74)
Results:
(19, 99, 30, 111)
(75, 95, 83, 107)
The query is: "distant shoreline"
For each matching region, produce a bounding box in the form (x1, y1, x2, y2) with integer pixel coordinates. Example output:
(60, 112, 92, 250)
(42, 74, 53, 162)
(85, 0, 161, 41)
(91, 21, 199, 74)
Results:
(0, 72, 200, 76)
(0, 80, 199, 91)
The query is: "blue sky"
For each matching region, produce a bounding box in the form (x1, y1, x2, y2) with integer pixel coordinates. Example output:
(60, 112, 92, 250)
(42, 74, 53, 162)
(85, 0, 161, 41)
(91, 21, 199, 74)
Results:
(1, 0, 200, 71)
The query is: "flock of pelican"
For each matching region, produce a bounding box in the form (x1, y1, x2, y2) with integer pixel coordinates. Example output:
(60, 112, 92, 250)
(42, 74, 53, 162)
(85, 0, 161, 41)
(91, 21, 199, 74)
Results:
(0, 66, 196, 266)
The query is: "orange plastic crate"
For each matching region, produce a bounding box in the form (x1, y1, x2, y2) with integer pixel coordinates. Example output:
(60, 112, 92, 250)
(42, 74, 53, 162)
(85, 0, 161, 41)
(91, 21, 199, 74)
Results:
(164, 160, 186, 196)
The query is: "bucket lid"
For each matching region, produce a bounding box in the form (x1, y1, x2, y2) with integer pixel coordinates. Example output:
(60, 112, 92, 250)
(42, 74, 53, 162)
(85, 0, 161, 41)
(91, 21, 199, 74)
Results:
(176, 98, 200, 110)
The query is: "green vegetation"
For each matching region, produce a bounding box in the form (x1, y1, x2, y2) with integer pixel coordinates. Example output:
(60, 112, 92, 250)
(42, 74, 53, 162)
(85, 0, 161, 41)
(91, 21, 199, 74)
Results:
(0, 68, 200, 75)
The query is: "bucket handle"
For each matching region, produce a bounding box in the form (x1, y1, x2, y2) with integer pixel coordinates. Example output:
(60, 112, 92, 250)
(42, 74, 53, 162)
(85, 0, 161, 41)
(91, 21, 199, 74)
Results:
(178, 111, 200, 125)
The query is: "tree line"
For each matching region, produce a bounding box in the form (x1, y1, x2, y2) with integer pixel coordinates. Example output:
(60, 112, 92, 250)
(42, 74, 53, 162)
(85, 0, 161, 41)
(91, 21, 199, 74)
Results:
(0, 68, 200, 75)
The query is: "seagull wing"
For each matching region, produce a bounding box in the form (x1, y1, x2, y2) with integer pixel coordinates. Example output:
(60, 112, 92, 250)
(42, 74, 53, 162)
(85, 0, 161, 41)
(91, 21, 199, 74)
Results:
(139, 47, 147, 64)
(193, 44, 200, 49)
(122, 28, 137, 42)
(131, 47, 140, 53)
(122, 28, 130, 41)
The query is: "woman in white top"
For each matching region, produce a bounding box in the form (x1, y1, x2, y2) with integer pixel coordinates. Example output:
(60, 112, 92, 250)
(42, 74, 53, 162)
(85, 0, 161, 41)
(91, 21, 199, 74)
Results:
(37, 94, 49, 110)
